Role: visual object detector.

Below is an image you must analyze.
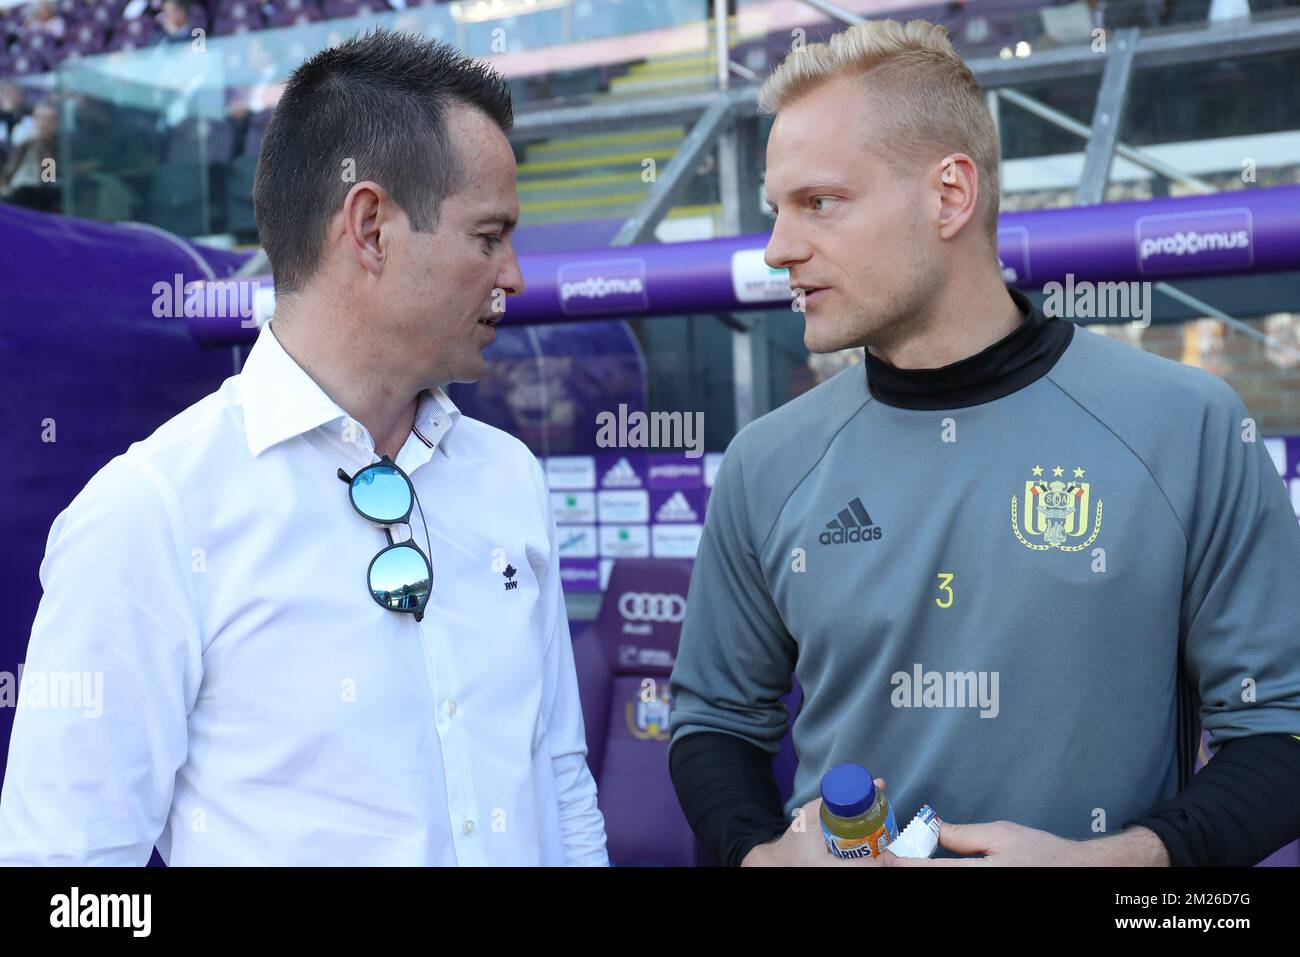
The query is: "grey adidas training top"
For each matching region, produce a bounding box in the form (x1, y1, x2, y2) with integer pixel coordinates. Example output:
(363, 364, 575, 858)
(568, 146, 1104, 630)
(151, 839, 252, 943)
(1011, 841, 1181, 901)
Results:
(669, 291, 1300, 847)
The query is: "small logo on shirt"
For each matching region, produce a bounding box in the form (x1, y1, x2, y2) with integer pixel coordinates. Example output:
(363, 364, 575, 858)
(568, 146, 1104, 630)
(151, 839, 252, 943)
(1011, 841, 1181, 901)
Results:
(819, 497, 883, 545)
(491, 548, 520, 590)
(1012, 465, 1103, 551)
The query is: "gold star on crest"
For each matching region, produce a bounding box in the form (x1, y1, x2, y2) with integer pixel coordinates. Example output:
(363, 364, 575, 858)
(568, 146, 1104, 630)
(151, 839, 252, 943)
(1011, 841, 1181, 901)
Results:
(1052, 466, 1065, 477)
(1073, 467, 1085, 478)
(1031, 465, 1043, 476)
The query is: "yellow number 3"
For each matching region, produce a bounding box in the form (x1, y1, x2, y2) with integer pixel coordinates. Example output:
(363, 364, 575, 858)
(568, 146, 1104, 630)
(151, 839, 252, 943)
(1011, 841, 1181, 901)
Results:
(935, 573, 954, 608)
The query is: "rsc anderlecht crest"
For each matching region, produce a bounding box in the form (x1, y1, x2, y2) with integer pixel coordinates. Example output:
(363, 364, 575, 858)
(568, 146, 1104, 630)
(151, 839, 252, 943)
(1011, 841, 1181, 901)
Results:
(1012, 465, 1102, 552)
(626, 689, 672, 741)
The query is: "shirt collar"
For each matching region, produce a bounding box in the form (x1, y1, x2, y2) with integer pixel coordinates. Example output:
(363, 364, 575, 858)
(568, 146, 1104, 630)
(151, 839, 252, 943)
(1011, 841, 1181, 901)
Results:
(239, 320, 461, 459)
(862, 286, 1074, 410)
(411, 385, 461, 459)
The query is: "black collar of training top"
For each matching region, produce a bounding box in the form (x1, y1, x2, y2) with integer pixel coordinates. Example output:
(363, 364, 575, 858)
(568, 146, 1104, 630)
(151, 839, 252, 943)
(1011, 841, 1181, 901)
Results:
(862, 285, 1074, 410)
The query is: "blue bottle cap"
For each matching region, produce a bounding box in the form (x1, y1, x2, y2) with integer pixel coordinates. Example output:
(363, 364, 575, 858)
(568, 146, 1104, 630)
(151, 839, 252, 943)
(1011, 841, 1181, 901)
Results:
(820, 763, 877, 819)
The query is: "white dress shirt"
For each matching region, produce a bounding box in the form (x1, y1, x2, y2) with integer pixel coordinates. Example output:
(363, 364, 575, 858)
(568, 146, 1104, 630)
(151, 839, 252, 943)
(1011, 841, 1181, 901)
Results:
(0, 321, 609, 866)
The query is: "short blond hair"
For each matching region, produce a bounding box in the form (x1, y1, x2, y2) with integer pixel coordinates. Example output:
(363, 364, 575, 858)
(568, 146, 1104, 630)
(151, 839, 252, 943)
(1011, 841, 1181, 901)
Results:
(758, 19, 1000, 245)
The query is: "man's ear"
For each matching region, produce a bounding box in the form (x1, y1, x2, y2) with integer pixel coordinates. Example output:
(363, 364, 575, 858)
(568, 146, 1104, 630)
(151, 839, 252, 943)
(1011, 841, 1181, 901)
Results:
(340, 180, 394, 279)
(935, 153, 979, 241)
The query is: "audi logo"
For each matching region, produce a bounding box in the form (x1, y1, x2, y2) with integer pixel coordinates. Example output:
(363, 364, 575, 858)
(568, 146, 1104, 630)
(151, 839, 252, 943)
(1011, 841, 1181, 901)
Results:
(618, 592, 687, 623)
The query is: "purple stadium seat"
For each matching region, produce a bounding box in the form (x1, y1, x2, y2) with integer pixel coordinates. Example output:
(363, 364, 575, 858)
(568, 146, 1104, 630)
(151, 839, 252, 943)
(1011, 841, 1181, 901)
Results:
(88, 0, 127, 23)
(572, 558, 803, 865)
(571, 620, 607, 775)
(40, 44, 68, 69)
(64, 20, 107, 56)
(106, 14, 158, 51)
(18, 29, 58, 58)
(266, 0, 322, 28)
(573, 559, 701, 865)
(211, 1, 265, 36)
(54, 0, 86, 21)
(321, 0, 392, 21)
(7, 50, 50, 76)
(88, 2, 122, 32)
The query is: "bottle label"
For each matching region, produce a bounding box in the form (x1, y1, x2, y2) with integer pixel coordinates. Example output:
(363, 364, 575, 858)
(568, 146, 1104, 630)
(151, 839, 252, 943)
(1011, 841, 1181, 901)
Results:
(821, 805, 899, 860)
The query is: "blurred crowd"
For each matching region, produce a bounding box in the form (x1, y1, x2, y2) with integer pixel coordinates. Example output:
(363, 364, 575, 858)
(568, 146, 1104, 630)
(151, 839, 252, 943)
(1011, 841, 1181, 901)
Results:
(0, 1, 445, 77)
(1, 0, 1297, 224)
(0, 79, 57, 210)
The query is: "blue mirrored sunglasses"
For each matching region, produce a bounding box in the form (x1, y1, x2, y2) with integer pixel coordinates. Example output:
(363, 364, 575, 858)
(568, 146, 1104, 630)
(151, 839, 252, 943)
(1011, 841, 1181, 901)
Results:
(337, 455, 433, 622)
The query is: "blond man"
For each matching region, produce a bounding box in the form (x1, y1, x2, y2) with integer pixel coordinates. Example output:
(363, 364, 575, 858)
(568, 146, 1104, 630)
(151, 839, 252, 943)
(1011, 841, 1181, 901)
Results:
(668, 20, 1300, 867)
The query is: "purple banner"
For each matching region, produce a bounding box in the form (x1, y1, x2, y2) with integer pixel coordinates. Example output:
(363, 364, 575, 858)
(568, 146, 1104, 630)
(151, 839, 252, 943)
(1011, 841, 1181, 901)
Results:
(559, 558, 601, 594)
(186, 185, 1300, 346)
(557, 257, 649, 316)
(1135, 207, 1253, 276)
(647, 453, 704, 490)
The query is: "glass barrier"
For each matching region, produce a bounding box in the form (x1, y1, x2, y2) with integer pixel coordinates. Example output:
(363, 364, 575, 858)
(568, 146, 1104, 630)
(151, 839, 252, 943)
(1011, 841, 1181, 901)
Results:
(22, 0, 1300, 235)
(24, 0, 719, 235)
(55, 41, 227, 229)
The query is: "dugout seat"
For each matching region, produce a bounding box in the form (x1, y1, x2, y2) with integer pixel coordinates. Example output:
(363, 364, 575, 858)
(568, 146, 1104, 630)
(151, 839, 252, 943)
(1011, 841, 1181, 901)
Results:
(572, 559, 800, 866)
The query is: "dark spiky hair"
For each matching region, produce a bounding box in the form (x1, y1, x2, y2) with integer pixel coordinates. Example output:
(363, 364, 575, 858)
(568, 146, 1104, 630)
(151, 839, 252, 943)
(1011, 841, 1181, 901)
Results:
(252, 29, 513, 294)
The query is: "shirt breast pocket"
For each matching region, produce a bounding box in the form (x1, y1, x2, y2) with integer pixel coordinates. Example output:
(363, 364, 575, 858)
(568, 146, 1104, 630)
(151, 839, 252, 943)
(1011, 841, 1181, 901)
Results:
(432, 531, 548, 703)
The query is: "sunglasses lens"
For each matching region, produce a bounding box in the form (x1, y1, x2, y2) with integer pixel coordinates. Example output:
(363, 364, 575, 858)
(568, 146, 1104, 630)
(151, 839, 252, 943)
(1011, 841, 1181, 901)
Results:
(352, 464, 412, 523)
(369, 544, 432, 613)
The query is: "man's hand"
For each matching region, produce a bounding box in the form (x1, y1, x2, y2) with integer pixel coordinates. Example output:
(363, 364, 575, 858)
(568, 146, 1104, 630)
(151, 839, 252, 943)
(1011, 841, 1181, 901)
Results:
(742, 777, 902, 866)
(889, 819, 1170, 866)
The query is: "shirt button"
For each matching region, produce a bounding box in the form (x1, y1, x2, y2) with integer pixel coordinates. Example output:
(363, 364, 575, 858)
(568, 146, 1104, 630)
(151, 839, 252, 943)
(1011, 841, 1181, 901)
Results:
(447, 699, 458, 716)
(463, 820, 475, 835)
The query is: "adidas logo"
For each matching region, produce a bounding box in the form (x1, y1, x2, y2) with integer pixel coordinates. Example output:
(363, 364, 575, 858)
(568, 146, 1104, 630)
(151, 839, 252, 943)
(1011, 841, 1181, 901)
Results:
(655, 491, 698, 523)
(819, 497, 883, 545)
(601, 457, 642, 489)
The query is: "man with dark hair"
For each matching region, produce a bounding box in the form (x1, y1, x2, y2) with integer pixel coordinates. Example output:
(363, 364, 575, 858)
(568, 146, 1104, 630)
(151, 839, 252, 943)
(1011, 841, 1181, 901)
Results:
(0, 30, 608, 866)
